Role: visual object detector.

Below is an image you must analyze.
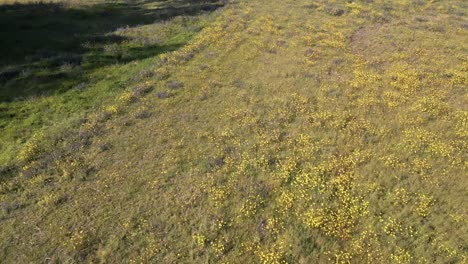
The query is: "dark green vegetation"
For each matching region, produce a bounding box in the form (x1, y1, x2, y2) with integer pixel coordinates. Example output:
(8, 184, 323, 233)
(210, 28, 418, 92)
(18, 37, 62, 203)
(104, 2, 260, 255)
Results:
(1, 0, 467, 263)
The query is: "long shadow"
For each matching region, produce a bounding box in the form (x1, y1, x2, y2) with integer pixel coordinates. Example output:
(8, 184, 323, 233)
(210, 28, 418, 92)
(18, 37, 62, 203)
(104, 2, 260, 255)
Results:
(0, 0, 223, 101)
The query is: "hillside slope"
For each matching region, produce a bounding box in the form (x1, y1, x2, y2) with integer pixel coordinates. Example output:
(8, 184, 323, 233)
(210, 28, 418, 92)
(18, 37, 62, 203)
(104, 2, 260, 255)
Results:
(1, 0, 467, 263)
(0, 0, 222, 166)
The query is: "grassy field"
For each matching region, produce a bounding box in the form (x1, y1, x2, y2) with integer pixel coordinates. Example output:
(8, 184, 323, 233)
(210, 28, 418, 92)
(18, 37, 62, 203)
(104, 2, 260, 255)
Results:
(1, 0, 467, 263)
(0, 0, 222, 166)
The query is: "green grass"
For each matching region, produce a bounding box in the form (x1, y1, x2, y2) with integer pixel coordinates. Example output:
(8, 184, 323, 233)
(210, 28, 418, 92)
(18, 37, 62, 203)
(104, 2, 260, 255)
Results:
(1, 0, 467, 263)
(0, 0, 222, 166)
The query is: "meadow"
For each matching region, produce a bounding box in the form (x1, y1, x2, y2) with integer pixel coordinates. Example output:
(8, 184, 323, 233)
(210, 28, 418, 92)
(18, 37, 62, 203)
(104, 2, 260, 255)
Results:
(0, 0, 223, 166)
(0, 0, 467, 263)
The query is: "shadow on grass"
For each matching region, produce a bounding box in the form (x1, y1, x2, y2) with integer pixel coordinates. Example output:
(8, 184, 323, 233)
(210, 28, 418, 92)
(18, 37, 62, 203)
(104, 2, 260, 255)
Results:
(0, 0, 223, 101)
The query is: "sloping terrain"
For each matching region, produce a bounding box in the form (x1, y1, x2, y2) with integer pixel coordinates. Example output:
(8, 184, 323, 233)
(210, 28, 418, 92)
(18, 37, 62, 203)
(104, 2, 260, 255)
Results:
(1, 0, 467, 263)
(0, 0, 223, 166)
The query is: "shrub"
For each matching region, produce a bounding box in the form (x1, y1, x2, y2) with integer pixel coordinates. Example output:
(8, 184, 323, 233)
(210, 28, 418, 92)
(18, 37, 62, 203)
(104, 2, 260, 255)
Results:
(132, 85, 153, 97)
(166, 81, 184, 89)
(156, 91, 170, 99)
(134, 109, 151, 119)
(132, 69, 154, 82)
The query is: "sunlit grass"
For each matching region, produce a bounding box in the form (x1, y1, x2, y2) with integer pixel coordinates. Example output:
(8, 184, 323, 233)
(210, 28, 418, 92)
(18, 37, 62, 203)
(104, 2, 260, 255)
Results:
(0, 0, 219, 166)
(1, 0, 467, 263)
